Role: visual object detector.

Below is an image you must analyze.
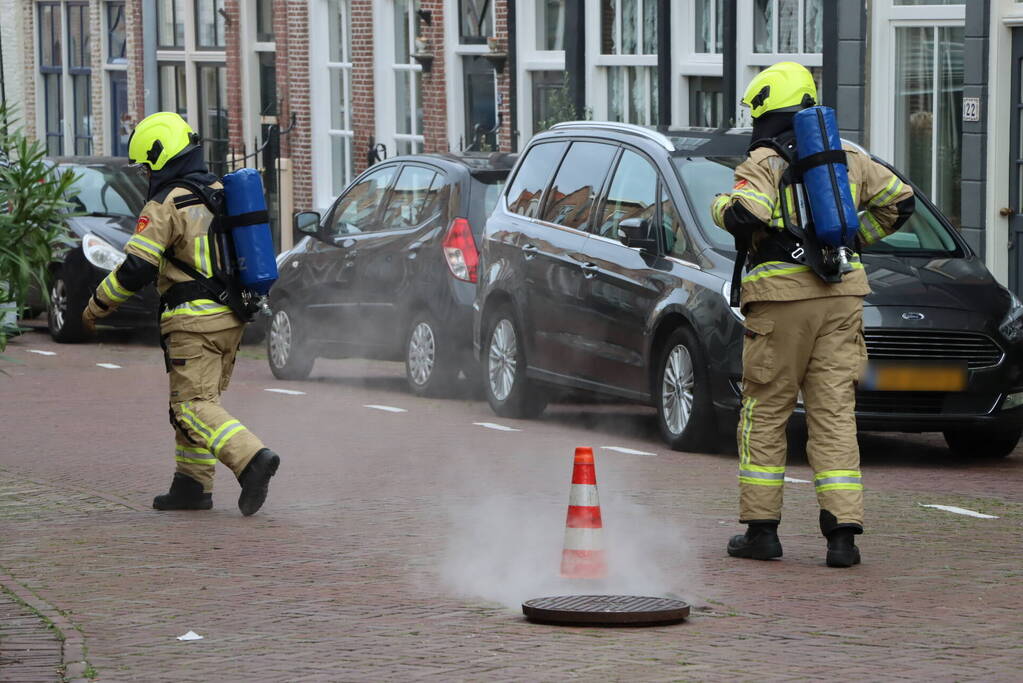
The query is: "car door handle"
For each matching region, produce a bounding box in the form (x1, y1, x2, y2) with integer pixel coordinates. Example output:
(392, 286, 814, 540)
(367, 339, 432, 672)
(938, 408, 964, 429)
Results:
(581, 262, 599, 279)
(522, 243, 538, 260)
(407, 243, 424, 259)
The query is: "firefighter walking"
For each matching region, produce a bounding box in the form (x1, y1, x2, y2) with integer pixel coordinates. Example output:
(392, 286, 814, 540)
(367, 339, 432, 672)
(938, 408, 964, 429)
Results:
(82, 112, 280, 515)
(712, 63, 915, 566)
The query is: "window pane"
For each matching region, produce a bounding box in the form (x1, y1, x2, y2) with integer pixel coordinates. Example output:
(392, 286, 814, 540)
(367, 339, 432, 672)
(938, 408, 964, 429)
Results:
(259, 52, 277, 116)
(690, 76, 723, 127)
(197, 65, 229, 174)
(662, 186, 691, 259)
(395, 0, 411, 63)
(464, 56, 497, 150)
(601, 0, 617, 54)
(754, 0, 772, 53)
(197, 0, 225, 48)
(622, 0, 637, 54)
(107, 2, 127, 62)
(537, 0, 565, 50)
(380, 166, 439, 227)
(642, 0, 656, 55)
(778, 0, 797, 53)
(414, 71, 423, 135)
(541, 142, 617, 229)
(330, 136, 351, 196)
(894, 26, 934, 197)
(109, 70, 129, 156)
(894, 0, 961, 4)
(43, 73, 63, 155)
(73, 73, 92, 155)
(68, 4, 86, 69)
(695, 0, 713, 53)
(460, 0, 493, 42)
(804, 0, 822, 54)
(331, 166, 396, 236)
(330, 69, 348, 130)
(506, 141, 568, 217)
(328, 0, 350, 63)
(596, 150, 657, 241)
(256, 0, 275, 42)
(396, 71, 411, 135)
(532, 71, 566, 133)
(159, 63, 187, 116)
(607, 66, 624, 122)
(936, 25, 964, 226)
(158, 0, 184, 48)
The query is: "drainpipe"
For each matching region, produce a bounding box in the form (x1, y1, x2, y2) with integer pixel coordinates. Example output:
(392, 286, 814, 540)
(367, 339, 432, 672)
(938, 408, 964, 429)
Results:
(565, 0, 585, 119)
(507, 0, 518, 151)
(656, 0, 670, 127)
(143, 0, 158, 114)
(722, 0, 737, 128)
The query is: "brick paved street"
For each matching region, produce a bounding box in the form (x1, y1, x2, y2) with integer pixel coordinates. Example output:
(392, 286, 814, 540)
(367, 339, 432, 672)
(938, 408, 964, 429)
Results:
(1, 327, 1022, 681)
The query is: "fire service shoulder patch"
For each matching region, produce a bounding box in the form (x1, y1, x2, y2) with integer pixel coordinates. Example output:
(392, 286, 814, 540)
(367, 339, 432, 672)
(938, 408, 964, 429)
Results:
(135, 216, 150, 233)
(734, 179, 749, 190)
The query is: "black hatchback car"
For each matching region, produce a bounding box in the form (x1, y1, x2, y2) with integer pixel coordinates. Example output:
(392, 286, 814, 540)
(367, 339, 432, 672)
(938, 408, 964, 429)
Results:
(25, 157, 157, 342)
(474, 122, 1023, 458)
(269, 152, 513, 395)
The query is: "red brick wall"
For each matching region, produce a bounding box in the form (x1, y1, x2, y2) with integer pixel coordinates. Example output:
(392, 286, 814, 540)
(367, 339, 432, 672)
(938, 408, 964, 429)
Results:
(276, 0, 312, 210)
(351, 0, 375, 175)
(126, 0, 144, 125)
(21, 0, 37, 137)
(418, 0, 448, 154)
(224, 0, 246, 157)
(495, 0, 512, 152)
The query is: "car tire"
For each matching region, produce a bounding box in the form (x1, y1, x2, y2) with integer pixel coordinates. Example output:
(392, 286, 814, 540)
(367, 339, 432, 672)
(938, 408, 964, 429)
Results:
(267, 302, 314, 380)
(943, 425, 1022, 459)
(405, 311, 459, 397)
(48, 266, 87, 343)
(484, 304, 547, 419)
(655, 325, 715, 452)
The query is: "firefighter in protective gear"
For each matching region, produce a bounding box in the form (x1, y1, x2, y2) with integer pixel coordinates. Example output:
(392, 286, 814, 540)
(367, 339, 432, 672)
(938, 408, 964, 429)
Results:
(712, 63, 915, 567)
(82, 112, 281, 515)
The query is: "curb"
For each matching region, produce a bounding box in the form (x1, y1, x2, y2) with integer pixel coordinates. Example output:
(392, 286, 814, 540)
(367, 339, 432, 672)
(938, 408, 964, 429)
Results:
(0, 568, 93, 682)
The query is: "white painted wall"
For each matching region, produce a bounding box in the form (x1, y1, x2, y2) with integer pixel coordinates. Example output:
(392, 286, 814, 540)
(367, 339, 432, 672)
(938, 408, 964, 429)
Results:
(0, 0, 27, 128)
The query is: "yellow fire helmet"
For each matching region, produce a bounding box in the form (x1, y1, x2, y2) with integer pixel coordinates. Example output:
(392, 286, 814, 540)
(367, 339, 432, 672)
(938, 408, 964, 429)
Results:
(127, 112, 199, 171)
(741, 62, 818, 119)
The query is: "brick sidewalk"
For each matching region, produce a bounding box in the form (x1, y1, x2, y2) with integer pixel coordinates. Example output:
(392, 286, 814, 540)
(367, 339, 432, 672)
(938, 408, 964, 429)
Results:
(0, 591, 62, 682)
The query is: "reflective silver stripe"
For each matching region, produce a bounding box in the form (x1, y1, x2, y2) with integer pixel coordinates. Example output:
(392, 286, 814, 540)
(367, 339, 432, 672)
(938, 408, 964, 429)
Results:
(815, 476, 862, 487)
(739, 469, 785, 481)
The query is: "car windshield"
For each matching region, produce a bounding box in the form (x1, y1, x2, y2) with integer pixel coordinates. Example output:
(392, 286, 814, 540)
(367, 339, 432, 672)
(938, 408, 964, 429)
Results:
(62, 163, 147, 217)
(673, 156, 960, 256)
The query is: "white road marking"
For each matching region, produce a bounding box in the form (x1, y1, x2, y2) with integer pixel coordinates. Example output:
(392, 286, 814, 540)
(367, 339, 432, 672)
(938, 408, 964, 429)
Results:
(919, 504, 998, 519)
(265, 388, 306, 395)
(600, 446, 656, 456)
(27, 349, 56, 356)
(784, 476, 811, 483)
(473, 422, 520, 432)
(96, 363, 122, 369)
(364, 404, 407, 413)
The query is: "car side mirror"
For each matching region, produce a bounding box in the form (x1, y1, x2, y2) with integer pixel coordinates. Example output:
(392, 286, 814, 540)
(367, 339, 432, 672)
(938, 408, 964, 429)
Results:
(619, 218, 658, 252)
(293, 211, 321, 242)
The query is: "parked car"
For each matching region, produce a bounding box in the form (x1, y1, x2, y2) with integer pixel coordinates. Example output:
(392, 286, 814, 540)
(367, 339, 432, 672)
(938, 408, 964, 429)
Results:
(268, 152, 514, 395)
(474, 122, 1023, 458)
(25, 157, 157, 342)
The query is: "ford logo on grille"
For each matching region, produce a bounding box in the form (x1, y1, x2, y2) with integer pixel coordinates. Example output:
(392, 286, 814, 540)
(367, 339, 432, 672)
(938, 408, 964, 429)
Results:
(902, 312, 926, 321)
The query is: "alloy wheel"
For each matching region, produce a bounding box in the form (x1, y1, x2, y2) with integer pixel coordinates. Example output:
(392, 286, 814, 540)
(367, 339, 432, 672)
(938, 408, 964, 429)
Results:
(408, 321, 436, 386)
(488, 318, 517, 402)
(661, 344, 695, 436)
(49, 278, 67, 332)
(269, 310, 293, 369)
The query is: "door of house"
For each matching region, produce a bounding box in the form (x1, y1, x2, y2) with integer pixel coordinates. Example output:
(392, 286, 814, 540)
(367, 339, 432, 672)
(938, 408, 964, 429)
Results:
(1009, 28, 1023, 296)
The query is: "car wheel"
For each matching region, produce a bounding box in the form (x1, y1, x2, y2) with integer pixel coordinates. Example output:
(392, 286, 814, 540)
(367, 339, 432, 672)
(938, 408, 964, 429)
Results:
(48, 267, 87, 343)
(405, 311, 459, 397)
(267, 303, 314, 380)
(655, 325, 715, 452)
(484, 305, 547, 419)
(943, 425, 1022, 459)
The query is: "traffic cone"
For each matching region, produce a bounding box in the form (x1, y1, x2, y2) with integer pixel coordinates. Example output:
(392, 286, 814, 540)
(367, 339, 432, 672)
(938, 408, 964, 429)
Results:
(560, 447, 607, 579)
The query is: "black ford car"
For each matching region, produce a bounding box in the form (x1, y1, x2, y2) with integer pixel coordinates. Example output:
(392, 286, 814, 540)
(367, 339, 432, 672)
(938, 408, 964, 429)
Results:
(474, 122, 1023, 458)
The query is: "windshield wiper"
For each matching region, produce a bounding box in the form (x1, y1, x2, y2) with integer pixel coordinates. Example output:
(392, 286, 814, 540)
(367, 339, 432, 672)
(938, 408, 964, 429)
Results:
(86, 211, 135, 219)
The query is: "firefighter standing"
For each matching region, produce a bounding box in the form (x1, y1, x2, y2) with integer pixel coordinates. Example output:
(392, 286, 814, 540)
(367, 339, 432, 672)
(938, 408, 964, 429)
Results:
(82, 112, 281, 515)
(711, 63, 915, 566)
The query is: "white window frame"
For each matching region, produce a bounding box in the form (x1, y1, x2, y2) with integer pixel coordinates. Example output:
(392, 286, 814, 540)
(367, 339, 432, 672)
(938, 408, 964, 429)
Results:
(514, 0, 566, 145)
(238, 0, 277, 162)
(34, 0, 95, 156)
(445, 0, 498, 152)
(585, 0, 658, 124)
(310, 0, 355, 209)
(674, 0, 725, 128)
(375, 0, 424, 159)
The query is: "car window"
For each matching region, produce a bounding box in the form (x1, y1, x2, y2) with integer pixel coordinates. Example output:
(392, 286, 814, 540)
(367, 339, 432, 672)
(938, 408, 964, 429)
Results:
(661, 185, 694, 260)
(540, 142, 617, 230)
(469, 176, 507, 230)
(594, 149, 658, 243)
(379, 165, 445, 229)
(506, 141, 568, 218)
(64, 164, 146, 216)
(328, 165, 396, 238)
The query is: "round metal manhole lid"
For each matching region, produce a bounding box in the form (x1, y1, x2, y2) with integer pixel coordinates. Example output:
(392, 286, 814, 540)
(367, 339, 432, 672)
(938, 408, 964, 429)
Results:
(522, 595, 690, 626)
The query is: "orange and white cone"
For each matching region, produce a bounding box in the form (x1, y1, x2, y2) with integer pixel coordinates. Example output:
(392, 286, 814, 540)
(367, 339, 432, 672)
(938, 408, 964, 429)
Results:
(560, 447, 607, 579)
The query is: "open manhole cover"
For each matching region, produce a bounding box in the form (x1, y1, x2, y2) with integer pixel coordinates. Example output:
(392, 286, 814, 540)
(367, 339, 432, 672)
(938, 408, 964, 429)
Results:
(522, 595, 690, 626)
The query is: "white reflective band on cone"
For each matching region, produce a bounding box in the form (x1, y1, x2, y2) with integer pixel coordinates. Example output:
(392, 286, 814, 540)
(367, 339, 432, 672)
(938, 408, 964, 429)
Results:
(568, 484, 599, 507)
(563, 527, 604, 551)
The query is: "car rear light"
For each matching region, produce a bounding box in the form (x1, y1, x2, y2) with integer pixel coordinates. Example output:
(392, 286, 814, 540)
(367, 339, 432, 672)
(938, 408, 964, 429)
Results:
(442, 217, 479, 283)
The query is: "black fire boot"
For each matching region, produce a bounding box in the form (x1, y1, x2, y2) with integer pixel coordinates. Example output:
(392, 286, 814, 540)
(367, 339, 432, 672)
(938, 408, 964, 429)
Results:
(826, 528, 861, 567)
(727, 522, 783, 560)
(153, 473, 212, 511)
(237, 448, 280, 516)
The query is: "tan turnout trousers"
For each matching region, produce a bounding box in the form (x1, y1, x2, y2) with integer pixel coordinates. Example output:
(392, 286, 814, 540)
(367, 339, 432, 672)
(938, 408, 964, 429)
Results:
(737, 295, 868, 526)
(167, 326, 264, 492)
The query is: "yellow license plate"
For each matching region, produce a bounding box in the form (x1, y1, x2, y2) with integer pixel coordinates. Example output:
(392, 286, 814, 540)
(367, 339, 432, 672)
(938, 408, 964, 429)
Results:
(864, 362, 967, 392)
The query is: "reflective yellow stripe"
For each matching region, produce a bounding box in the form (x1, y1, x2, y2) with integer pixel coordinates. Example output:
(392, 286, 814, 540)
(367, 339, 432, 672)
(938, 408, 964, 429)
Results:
(210, 421, 245, 456)
(108, 273, 132, 298)
(177, 444, 213, 456)
(712, 195, 729, 227)
(850, 182, 858, 205)
(744, 464, 785, 473)
(815, 469, 863, 492)
(868, 175, 903, 208)
(739, 476, 785, 487)
(743, 262, 812, 283)
(128, 234, 165, 259)
(733, 188, 775, 214)
(176, 454, 217, 466)
(815, 469, 861, 479)
(100, 273, 132, 303)
(179, 402, 213, 440)
(194, 236, 212, 277)
(739, 396, 757, 465)
(816, 483, 863, 492)
(161, 299, 232, 319)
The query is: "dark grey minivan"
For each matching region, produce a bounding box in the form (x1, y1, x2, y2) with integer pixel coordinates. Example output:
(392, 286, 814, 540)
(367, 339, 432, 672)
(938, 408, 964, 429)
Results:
(474, 122, 1023, 458)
